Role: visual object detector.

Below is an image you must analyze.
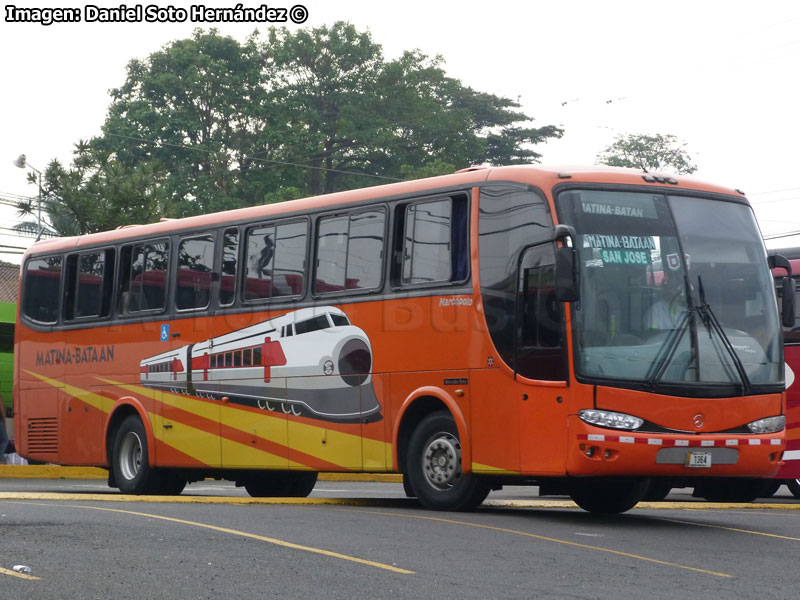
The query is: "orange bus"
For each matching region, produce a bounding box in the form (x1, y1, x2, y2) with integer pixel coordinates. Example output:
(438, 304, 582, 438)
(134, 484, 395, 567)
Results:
(13, 165, 792, 513)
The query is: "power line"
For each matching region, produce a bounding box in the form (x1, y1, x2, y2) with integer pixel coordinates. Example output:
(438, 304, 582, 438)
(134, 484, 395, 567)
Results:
(748, 186, 800, 197)
(764, 230, 800, 241)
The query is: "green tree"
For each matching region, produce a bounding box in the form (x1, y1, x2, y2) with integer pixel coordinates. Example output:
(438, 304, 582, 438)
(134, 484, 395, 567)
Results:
(16, 141, 170, 237)
(43, 23, 563, 230)
(99, 28, 292, 215)
(596, 133, 697, 175)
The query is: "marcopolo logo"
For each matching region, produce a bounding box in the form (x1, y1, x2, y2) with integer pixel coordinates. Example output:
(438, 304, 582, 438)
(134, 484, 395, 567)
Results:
(439, 296, 473, 307)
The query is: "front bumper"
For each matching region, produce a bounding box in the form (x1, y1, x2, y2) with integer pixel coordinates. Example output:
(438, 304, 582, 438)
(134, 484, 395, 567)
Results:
(567, 416, 784, 478)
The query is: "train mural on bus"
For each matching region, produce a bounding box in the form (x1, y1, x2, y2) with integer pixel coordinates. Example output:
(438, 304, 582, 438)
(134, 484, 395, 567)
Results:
(139, 306, 381, 422)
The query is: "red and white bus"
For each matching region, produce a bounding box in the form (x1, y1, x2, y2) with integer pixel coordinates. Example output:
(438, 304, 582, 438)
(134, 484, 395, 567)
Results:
(769, 247, 800, 496)
(13, 165, 791, 512)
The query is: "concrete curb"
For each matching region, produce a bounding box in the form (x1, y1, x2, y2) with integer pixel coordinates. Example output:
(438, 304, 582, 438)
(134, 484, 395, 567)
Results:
(0, 464, 403, 482)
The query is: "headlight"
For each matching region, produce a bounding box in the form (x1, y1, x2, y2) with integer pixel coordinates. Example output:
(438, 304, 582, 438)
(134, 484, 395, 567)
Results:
(746, 416, 785, 434)
(578, 409, 644, 431)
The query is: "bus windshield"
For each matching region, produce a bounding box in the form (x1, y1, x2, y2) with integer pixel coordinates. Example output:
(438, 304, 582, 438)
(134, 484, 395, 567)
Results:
(556, 189, 782, 394)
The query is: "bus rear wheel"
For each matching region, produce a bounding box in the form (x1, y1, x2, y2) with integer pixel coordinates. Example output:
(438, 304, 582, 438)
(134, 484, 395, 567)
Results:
(568, 477, 649, 514)
(112, 415, 163, 495)
(787, 479, 800, 498)
(242, 471, 318, 498)
(406, 411, 489, 511)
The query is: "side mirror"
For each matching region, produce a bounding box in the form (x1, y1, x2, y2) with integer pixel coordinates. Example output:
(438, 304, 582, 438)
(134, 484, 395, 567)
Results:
(781, 277, 796, 328)
(768, 253, 792, 274)
(769, 253, 795, 328)
(554, 224, 579, 302)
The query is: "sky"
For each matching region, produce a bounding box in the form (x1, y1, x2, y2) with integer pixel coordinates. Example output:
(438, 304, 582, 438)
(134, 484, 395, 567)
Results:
(1, 0, 799, 263)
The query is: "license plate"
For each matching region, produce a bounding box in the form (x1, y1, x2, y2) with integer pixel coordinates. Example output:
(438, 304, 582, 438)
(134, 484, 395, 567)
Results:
(685, 451, 712, 468)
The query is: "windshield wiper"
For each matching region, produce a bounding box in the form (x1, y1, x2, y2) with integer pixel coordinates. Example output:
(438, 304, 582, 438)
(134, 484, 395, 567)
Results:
(644, 309, 691, 387)
(696, 276, 752, 393)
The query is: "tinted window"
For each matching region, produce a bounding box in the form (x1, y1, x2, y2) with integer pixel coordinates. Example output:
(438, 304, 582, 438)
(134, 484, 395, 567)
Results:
(398, 197, 468, 286)
(517, 244, 565, 380)
(245, 222, 306, 301)
(123, 241, 169, 313)
(273, 222, 307, 297)
(23, 256, 63, 324)
(316, 215, 348, 293)
(177, 235, 214, 310)
(403, 199, 451, 284)
(478, 186, 553, 368)
(220, 228, 238, 307)
(347, 210, 385, 290)
(74, 252, 106, 318)
(315, 209, 385, 294)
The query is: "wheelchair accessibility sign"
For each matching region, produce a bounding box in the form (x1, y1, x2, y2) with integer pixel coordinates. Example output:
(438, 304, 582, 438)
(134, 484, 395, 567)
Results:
(160, 324, 169, 341)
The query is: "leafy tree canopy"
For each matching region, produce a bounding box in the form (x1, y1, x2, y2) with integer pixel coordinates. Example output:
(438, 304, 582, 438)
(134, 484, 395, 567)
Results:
(596, 133, 697, 175)
(35, 22, 563, 234)
(16, 141, 171, 237)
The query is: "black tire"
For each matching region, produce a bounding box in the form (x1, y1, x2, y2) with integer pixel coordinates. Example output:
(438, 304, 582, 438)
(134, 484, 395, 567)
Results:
(285, 471, 317, 497)
(243, 471, 318, 498)
(406, 411, 490, 511)
(568, 477, 649, 514)
(642, 479, 672, 502)
(111, 415, 163, 494)
(787, 479, 800, 498)
(155, 471, 188, 495)
(694, 478, 769, 503)
(758, 480, 781, 498)
(402, 472, 417, 498)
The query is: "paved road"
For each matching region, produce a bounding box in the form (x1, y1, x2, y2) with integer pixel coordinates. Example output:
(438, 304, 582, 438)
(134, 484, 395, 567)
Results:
(2, 478, 800, 599)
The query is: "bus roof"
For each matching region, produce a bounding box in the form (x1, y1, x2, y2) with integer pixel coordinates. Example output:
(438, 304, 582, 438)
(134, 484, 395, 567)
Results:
(23, 164, 746, 258)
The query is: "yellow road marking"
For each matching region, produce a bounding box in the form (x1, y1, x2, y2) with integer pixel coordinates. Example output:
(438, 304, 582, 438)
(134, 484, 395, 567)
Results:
(657, 517, 800, 541)
(347, 509, 732, 578)
(0, 466, 402, 482)
(11, 501, 412, 575)
(0, 492, 414, 506)
(0, 566, 40, 581)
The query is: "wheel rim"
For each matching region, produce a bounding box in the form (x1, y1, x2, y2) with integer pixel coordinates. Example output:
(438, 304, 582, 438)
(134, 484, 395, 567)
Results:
(119, 431, 143, 481)
(421, 431, 462, 491)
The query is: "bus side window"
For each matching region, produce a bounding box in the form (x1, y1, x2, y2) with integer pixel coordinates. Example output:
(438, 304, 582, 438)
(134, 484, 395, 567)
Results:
(22, 255, 63, 324)
(315, 209, 385, 295)
(219, 228, 238, 307)
(244, 221, 307, 302)
(395, 195, 468, 287)
(517, 244, 566, 381)
(65, 250, 115, 320)
(176, 235, 213, 311)
(119, 240, 169, 314)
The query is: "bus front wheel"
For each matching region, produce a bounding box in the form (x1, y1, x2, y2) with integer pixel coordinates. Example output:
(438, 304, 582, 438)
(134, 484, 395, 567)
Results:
(568, 477, 649, 514)
(406, 411, 489, 511)
(112, 415, 163, 494)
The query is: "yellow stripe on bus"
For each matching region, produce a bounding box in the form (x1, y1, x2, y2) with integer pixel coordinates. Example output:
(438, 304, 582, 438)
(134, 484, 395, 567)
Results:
(26, 371, 109, 413)
(471, 462, 521, 475)
(25, 371, 392, 472)
(97, 377, 391, 470)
